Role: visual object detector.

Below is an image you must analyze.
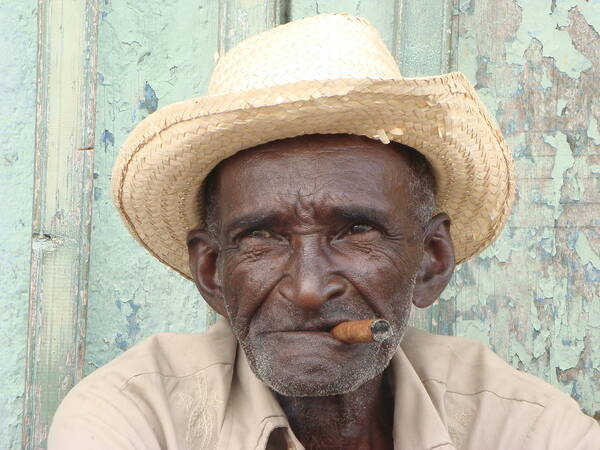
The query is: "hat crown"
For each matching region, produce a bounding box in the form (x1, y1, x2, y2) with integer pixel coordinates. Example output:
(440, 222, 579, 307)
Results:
(208, 14, 402, 95)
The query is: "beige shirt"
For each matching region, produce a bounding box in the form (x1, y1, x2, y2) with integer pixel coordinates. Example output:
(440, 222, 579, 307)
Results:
(49, 318, 599, 449)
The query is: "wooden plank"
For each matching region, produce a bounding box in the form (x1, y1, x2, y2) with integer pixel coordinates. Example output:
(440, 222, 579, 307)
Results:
(393, 0, 454, 76)
(22, 0, 99, 447)
(218, 0, 289, 55)
(206, 0, 289, 327)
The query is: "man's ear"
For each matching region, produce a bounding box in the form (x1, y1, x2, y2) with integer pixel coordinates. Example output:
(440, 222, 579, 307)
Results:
(412, 213, 455, 309)
(187, 228, 228, 317)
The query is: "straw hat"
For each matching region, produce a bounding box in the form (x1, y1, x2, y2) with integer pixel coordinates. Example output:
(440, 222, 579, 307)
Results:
(111, 13, 515, 280)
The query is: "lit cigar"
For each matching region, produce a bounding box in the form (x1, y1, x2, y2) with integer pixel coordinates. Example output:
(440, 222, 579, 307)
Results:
(330, 319, 392, 344)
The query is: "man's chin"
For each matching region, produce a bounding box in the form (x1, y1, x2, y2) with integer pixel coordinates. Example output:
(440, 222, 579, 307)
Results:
(242, 342, 395, 397)
(264, 373, 371, 397)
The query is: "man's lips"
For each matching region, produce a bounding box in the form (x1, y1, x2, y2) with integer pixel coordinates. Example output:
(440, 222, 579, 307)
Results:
(267, 330, 337, 336)
(262, 330, 347, 347)
(259, 317, 373, 334)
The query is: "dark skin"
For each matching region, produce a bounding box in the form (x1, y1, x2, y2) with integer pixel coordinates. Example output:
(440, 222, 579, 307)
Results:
(187, 134, 455, 449)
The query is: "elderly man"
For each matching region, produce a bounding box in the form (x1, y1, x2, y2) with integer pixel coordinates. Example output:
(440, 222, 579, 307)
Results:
(49, 13, 598, 449)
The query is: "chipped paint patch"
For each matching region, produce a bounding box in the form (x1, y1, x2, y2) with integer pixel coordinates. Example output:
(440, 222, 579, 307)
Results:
(139, 81, 158, 114)
(546, 132, 575, 219)
(576, 2, 600, 31)
(507, 0, 593, 77)
(100, 129, 114, 147)
(575, 232, 600, 270)
(589, 115, 600, 143)
(540, 67, 552, 89)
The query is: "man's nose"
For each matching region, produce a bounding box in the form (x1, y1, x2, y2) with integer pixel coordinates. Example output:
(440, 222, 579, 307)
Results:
(277, 236, 347, 310)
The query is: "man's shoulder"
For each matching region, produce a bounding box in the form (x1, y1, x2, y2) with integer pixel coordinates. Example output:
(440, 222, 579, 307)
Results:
(87, 316, 236, 388)
(399, 327, 599, 449)
(48, 318, 236, 449)
(401, 326, 572, 408)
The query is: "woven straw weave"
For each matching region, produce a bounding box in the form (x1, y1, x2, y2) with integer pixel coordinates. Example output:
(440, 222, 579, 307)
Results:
(111, 13, 515, 280)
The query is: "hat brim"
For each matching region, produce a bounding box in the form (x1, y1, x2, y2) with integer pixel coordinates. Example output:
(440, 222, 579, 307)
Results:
(111, 72, 514, 280)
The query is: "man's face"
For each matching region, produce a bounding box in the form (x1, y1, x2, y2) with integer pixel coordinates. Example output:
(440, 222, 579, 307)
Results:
(207, 135, 427, 396)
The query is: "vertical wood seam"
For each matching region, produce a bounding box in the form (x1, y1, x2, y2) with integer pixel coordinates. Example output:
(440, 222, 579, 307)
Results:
(22, 0, 99, 447)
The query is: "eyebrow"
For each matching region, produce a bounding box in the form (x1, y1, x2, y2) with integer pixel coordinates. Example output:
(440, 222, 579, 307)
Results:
(225, 205, 393, 236)
(224, 210, 282, 237)
(330, 205, 393, 229)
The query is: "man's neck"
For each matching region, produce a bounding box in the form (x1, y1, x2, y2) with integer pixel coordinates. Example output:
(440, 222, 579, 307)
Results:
(275, 370, 394, 449)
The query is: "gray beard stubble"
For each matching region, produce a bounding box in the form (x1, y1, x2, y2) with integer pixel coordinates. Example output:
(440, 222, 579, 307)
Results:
(228, 275, 416, 397)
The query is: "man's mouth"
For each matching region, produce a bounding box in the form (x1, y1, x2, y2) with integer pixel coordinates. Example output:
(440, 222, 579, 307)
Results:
(266, 318, 360, 333)
(261, 329, 344, 346)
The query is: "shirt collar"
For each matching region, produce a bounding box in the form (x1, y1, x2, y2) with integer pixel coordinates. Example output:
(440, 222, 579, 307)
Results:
(389, 342, 454, 449)
(215, 321, 303, 449)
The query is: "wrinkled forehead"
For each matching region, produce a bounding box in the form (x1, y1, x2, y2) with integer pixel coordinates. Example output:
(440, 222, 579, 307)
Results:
(213, 135, 417, 222)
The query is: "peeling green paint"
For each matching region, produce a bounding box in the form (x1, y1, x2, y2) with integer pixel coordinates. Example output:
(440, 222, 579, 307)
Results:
(455, 318, 491, 344)
(546, 131, 575, 219)
(0, 0, 38, 446)
(589, 115, 600, 143)
(507, 0, 593, 77)
(85, 0, 220, 375)
(576, 1, 600, 30)
(540, 67, 553, 89)
(575, 232, 600, 270)
(557, 98, 568, 115)
(453, 0, 599, 417)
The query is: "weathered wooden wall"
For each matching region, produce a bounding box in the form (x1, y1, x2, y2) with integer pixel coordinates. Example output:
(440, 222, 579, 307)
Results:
(1, 1, 38, 447)
(3, 0, 598, 447)
(83, 0, 219, 378)
(449, 0, 600, 419)
(21, 0, 99, 448)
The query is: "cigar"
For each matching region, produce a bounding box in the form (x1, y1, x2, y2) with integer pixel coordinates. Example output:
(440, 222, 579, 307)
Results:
(330, 319, 392, 344)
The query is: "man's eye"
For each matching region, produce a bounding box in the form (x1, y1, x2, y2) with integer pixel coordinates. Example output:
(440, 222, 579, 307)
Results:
(245, 229, 273, 239)
(347, 224, 375, 235)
